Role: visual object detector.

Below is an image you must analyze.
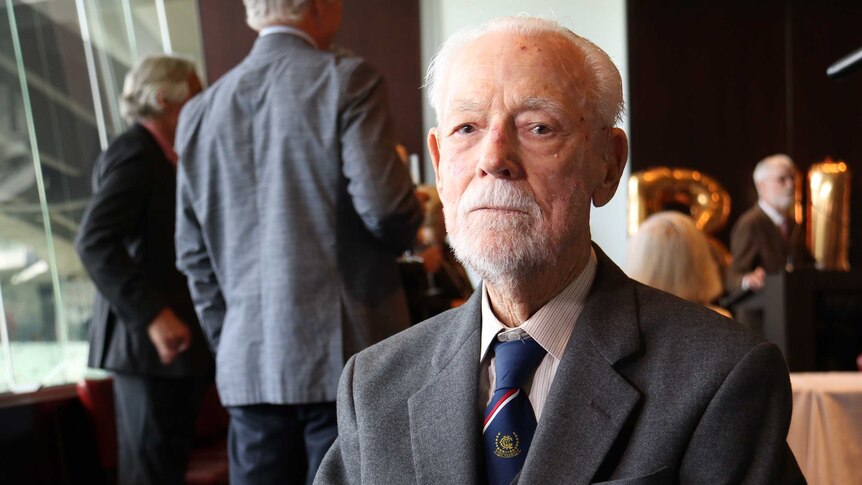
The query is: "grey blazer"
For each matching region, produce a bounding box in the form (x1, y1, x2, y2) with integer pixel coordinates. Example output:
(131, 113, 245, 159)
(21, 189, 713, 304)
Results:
(175, 33, 422, 406)
(316, 246, 804, 484)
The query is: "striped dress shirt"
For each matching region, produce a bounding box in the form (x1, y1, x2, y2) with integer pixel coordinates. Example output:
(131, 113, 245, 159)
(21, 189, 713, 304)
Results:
(479, 248, 597, 420)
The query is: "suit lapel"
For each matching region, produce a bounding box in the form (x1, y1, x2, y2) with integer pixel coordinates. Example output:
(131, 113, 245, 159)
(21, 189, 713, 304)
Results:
(519, 247, 642, 484)
(408, 293, 483, 485)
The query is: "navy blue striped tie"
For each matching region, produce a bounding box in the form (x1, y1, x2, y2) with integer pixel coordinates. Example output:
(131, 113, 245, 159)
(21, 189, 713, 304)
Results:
(483, 336, 546, 484)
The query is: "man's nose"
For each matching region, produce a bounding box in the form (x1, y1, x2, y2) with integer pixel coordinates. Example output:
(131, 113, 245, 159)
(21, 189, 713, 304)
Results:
(476, 127, 522, 179)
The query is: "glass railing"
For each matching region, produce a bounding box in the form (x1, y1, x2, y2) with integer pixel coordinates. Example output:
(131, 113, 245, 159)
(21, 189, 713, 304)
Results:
(0, 0, 205, 394)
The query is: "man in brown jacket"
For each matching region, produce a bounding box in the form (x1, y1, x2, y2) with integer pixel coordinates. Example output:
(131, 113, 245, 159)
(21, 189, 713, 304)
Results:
(727, 154, 811, 292)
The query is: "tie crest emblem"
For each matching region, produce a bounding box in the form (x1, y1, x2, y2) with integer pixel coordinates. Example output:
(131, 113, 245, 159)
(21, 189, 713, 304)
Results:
(494, 432, 521, 458)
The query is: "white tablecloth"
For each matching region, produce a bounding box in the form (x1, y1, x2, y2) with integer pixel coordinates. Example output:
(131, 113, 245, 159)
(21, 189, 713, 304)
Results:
(788, 373, 862, 485)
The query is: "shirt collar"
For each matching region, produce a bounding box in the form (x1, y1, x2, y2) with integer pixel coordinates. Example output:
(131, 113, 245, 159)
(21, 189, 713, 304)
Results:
(259, 25, 317, 48)
(479, 247, 598, 362)
(758, 200, 786, 226)
(138, 121, 177, 166)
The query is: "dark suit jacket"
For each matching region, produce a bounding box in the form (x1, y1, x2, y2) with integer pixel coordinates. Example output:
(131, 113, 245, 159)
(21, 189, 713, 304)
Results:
(726, 204, 811, 291)
(316, 246, 804, 484)
(75, 123, 212, 377)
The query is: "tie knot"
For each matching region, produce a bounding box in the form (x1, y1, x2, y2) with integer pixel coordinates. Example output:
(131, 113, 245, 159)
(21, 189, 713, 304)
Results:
(492, 337, 547, 391)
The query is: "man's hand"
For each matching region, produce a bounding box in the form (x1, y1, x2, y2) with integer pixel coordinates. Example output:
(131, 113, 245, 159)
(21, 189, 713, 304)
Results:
(147, 308, 191, 364)
(743, 267, 766, 291)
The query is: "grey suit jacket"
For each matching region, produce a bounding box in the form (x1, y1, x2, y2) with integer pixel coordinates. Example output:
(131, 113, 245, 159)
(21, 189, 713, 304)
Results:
(316, 246, 804, 484)
(175, 33, 423, 406)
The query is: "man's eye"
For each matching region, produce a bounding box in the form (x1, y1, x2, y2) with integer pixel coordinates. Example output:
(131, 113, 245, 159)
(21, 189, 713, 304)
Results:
(530, 125, 551, 135)
(456, 124, 476, 135)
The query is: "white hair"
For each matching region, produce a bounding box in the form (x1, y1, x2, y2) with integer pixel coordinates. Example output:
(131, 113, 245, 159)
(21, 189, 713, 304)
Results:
(119, 55, 196, 122)
(753, 153, 796, 184)
(242, 0, 336, 30)
(424, 15, 624, 127)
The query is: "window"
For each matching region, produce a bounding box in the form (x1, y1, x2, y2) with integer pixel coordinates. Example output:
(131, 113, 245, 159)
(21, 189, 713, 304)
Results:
(0, 0, 205, 394)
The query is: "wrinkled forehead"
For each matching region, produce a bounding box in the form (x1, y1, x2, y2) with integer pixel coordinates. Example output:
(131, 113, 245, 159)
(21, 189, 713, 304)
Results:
(440, 31, 592, 116)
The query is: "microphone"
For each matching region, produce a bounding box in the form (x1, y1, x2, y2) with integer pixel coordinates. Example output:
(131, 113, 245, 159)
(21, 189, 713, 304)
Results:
(827, 46, 862, 79)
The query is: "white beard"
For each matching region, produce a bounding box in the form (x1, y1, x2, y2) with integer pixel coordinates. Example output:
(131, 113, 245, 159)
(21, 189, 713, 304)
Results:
(445, 182, 555, 288)
(774, 191, 795, 212)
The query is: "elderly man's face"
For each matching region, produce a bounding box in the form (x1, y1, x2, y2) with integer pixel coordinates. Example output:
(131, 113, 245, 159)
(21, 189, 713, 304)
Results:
(428, 32, 627, 280)
(757, 164, 796, 213)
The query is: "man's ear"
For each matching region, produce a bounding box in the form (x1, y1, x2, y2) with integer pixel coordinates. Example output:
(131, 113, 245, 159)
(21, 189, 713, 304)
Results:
(591, 127, 628, 207)
(428, 127, 443, 192)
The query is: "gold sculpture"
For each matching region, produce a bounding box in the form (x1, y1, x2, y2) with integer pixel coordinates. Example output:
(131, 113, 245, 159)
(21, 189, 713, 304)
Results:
(628, 167, 733, 270)
(807, 159, 851, 270)
(628, 168, 731, 236)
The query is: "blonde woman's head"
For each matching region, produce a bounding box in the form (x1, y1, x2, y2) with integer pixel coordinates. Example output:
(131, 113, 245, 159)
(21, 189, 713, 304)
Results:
(626, 211, 723, 304)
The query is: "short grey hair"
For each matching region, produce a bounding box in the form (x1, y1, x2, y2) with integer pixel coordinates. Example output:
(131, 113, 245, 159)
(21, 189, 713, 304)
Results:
(753, 154, 796, 184)
(243, 0, 327, 30)
(119, 55, 196, 122)
(424, 16, 625, 127)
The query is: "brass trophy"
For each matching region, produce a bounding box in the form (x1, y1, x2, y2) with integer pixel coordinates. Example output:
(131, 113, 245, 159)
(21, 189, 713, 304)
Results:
(807, 159, 852, 270)
(628, 167, 732, 268)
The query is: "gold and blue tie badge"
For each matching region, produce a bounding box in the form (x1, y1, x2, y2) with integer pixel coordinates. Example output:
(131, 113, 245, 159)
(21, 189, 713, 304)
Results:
(494, 431, 522, 458)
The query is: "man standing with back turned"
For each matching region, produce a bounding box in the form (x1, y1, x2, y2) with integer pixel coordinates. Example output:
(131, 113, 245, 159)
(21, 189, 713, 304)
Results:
(316, 16, 804, 484)
(174, 1, 423, 484)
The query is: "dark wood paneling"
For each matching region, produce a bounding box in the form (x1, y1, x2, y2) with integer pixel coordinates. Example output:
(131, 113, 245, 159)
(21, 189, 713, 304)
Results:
(336, 0, 423, 165)
(627, 0, 788, 245)
(628, 0, 862, 265)
(196, 0, 423, 172)
(789, 0, 862, 267)
(196, 0, 258, 84)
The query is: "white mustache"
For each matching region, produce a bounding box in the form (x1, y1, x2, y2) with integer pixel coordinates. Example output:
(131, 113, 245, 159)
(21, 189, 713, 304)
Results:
(458, 182, 541, 217)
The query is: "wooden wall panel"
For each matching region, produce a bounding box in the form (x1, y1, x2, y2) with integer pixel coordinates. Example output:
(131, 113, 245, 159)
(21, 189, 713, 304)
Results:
(789, 0, 862, 266)
(628, 0, 862, 265)
(196, 0, 423, 168)
(337, 0, 423, 165)
(197, 0, 257, 84)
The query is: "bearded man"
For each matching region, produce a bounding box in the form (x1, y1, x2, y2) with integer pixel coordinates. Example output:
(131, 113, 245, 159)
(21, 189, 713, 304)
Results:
(727, 154, 812, 292)
(315, 16, 804, 484)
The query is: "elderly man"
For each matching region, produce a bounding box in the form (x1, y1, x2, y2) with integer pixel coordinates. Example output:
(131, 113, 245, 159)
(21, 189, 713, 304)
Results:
(76, 55, 211, 485)
(315, 17, 804, 484)
(174, 1, 422, 484)
(727, 154, 811, 292)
